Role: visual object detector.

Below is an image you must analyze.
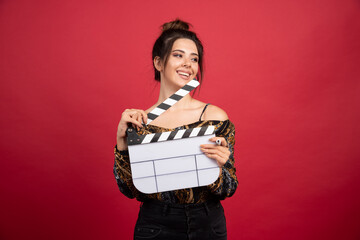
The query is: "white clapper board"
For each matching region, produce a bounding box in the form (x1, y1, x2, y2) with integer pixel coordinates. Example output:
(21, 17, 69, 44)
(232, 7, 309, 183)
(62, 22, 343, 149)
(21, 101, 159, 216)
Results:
(127, 79, 220, 194)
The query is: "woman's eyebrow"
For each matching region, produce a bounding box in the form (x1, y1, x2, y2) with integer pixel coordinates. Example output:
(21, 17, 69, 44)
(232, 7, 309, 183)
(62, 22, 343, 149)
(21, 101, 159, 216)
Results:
(172, 49, 199, 56)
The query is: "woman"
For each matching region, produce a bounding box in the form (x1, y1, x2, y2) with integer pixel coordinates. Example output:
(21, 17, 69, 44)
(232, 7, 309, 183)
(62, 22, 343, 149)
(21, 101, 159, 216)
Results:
(114, 19, 238, 240)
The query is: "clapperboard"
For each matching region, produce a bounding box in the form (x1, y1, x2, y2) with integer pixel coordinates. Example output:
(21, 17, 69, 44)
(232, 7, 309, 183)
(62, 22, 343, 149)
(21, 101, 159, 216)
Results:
(127, 79, 219, 194)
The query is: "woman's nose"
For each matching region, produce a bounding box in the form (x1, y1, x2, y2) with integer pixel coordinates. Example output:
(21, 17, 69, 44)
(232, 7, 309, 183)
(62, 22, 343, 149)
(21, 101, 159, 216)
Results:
(183, 57, 191, 67)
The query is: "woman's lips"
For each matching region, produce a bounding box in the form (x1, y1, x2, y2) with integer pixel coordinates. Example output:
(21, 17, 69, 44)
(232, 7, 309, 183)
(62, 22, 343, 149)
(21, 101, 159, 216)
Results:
(177, 70, 191, 79)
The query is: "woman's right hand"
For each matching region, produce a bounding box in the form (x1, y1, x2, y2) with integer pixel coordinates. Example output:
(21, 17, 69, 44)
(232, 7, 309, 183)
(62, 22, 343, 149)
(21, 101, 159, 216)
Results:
(116, 109, 148, 151)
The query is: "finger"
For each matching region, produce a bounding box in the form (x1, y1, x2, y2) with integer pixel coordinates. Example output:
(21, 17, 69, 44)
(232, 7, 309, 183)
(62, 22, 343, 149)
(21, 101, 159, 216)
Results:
(200, 144, 229, 154)
(123, 109, 139, 115)
(201, 148, 227, 158)
(123, 112, 142, 124)
(200, 146, 229, 157)
(130, 112, 141, 119)
(126, 117, 143, 129)
(209, 137, 228, 147)
(132, 110, 147, 125)
(200, 144, 219, 148)
(135, 114, 143, 131)
(139, 110, 148, 124)
(123, 109, 142, 117)
(125, 109, 148, 125)
(123, 112, 138, 121)
(203, 153, 227, 167)
(201, 147, 230, 162)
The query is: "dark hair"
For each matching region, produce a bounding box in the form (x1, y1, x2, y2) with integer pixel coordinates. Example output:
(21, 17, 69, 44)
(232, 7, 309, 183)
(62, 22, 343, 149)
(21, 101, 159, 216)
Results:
(152, 19, 204, 83)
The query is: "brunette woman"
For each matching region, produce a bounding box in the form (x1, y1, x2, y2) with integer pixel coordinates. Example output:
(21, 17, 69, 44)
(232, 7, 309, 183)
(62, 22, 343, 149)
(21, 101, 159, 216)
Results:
(114, 19, 238, 240)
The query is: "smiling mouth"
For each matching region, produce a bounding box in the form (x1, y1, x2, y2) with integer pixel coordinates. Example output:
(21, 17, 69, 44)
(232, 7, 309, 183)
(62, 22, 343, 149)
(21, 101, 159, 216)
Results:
(177, 71, 191, 77)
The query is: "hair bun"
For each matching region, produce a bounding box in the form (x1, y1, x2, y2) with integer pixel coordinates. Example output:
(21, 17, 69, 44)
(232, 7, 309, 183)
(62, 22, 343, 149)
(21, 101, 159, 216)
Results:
(161, 19, 190, 31)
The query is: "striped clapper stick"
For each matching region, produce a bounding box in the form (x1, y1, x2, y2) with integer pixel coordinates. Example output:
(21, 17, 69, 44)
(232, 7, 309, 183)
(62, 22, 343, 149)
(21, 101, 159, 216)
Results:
(146, 79, 200, 124)
(127, 79, 219, 194)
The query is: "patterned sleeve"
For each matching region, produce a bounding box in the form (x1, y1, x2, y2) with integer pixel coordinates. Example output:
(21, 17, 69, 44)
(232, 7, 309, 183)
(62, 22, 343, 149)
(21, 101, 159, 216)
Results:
(207, 120, 238, 199)
(113, 147, 138, 199)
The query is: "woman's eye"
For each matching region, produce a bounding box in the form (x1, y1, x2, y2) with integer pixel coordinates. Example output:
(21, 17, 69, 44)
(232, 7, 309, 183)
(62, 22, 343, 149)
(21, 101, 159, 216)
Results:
(192, 58, 198, 62)
(173, 54, 182, 58)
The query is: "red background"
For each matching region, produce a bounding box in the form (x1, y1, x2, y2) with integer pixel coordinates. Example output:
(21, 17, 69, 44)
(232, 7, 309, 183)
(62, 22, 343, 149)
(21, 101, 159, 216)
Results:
(1, 0, 360, 239)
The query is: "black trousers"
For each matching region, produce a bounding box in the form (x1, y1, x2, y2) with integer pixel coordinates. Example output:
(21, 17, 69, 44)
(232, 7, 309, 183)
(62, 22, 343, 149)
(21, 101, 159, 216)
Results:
(134, 200, 227, 240)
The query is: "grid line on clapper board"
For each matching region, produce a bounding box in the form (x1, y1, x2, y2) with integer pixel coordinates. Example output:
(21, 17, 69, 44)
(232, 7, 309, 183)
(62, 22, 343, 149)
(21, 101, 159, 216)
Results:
(127, 79, 220, 194)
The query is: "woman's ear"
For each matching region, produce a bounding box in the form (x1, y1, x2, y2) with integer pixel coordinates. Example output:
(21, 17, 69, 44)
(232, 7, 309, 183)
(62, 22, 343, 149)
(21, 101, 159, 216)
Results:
(153, 56, 163, 72)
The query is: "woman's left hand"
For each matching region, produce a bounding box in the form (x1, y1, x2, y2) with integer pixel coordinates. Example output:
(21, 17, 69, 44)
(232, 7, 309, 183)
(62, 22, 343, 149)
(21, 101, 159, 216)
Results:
(200, 137, 230, 168)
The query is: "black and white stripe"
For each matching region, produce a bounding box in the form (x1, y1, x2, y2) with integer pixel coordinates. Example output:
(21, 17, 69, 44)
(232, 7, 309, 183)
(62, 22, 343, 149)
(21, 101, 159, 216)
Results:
(146, 79, 199, 124)
(128, 125, 215, 145)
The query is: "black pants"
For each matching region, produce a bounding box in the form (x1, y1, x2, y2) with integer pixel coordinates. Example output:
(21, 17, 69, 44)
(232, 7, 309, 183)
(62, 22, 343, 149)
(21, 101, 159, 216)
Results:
(134, 200, 227, 240)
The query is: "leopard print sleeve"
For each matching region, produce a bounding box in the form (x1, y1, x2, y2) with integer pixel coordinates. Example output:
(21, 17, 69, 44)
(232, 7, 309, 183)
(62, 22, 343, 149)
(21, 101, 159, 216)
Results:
(207, 120, 238, 199)
(113, 147, 137, 199)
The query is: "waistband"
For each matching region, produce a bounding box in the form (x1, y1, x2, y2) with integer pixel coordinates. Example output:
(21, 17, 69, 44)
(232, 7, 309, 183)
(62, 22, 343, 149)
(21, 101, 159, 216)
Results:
(141, 199, 221, 216)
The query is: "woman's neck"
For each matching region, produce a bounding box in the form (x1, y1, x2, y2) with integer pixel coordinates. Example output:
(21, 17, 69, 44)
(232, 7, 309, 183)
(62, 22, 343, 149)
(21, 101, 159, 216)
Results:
(157, 82, 194, 110)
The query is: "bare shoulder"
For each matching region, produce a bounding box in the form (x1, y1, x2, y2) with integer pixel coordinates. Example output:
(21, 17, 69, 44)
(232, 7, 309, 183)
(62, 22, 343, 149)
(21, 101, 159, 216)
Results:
(203, 104, 229, 121)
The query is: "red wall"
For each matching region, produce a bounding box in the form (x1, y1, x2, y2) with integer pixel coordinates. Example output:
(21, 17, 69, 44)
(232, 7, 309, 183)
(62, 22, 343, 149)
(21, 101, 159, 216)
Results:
(1, 0, 360, 239)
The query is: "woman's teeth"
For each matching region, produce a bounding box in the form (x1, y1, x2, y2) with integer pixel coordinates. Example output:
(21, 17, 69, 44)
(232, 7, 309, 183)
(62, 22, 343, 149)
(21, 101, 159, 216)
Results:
(177, 71, 190, 77)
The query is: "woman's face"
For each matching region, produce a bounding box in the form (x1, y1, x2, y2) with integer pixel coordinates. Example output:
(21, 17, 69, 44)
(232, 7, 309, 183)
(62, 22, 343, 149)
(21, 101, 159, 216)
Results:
(158, 38, 199, 88)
